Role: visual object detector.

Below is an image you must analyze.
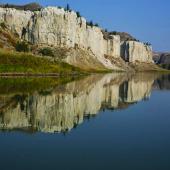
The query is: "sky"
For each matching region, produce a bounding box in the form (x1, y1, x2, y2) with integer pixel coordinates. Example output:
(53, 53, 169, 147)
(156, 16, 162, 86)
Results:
(0, 0, 170, 52)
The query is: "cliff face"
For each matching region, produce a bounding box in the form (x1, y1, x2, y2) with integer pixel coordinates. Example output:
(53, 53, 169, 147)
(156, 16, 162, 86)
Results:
(0, 8, 33, 37)
(121, 41, 153, 63)
(0, 6, 154, 70)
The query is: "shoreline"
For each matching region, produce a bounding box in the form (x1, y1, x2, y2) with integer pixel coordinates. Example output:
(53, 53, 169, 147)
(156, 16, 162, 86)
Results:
(0, 70, 169, 78)
(0, 72, 87, 78)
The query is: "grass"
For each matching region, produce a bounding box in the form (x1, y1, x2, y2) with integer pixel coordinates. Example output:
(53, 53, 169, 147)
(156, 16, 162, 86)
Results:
(0, 49, 85, 75)
(128, 62, 170, 73)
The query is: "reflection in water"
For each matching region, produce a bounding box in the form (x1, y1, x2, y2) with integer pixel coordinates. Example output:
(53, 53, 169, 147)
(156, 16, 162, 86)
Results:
(153, 74, 170, 90)
(0, 73, 168, 133)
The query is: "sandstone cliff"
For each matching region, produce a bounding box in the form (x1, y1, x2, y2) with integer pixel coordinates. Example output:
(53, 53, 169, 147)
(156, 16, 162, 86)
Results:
(121, 41, 153, 63)
(0, 6, 154, 71)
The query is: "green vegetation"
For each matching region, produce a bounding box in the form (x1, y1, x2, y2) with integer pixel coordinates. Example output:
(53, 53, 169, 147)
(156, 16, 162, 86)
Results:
(110, 31, 117, 35)
(160, 64, 170, 70)
(87, 21, 94, 28)
(87, 21, 99, 28)
(0, 22, 7, 29)
(76, 11, 81, 18)
(144, 42, 151, 46)
(15, 41, 29, 52)
(94, 23, 99, 27)
(65, 4, 72, 12)
(66, 4, 70, 11)
(39, 47, 54, 57)
(0, 49, 84, 74)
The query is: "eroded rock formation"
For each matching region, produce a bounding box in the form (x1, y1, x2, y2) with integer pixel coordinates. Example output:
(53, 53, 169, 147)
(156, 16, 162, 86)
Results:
(121, 41, 153, 63)
(0, 6, 153, 70)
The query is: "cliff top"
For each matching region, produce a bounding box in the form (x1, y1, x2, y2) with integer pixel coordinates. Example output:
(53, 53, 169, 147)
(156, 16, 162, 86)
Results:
(102, 30, 137, 42)
(0, 2, 138, 43)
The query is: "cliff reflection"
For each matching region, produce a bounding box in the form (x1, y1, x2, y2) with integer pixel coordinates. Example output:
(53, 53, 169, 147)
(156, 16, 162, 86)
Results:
(0, 73, 164, 133)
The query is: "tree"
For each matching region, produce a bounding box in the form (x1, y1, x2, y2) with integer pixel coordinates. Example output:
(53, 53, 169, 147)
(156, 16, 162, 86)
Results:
(4, 3, 9, 8)
(110, 31, 117, 35)
(76, 11, 81, 18)
(89, 21, 93, 27)
(66, 4, 70, 11)
(94, 23, 99, 27)
(144, 42, 151, 46)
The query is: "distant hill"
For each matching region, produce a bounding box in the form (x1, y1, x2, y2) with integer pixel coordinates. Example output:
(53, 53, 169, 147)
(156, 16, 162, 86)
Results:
(153, 52, 170, 64)
(153, 52, 170, 70)
(102, 30, 137, 42)
(0, 2, 42, 11)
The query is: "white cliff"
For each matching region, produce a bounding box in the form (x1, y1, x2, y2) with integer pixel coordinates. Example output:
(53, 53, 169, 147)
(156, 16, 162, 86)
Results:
(121, 41, 153, 63)
(0, 6, 154, 70)
(0, 7, 33, 37)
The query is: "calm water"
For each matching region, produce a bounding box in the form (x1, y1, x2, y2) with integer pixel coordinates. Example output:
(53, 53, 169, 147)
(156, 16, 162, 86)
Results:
(0, 73, 170, 170)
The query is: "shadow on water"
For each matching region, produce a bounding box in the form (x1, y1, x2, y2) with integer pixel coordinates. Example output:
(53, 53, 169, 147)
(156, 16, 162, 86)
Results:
(0, 73, 169, 133)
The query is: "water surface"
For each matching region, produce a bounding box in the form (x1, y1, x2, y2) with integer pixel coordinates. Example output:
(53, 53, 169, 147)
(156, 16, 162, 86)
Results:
(0, 73, 170, 170)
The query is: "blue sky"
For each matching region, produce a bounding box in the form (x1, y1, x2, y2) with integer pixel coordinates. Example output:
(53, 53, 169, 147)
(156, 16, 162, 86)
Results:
(1, 0, 170, 52)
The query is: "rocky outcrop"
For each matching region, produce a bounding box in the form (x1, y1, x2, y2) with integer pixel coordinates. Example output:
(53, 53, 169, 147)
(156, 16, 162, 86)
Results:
(0, 6, 154, 70)
(121, 41, 153, 63)
(26, 7, 122, 69)
(0, 7, 33, 37)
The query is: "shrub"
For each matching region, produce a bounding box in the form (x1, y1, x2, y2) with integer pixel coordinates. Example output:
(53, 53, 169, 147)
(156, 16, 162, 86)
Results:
(87, 21, 94, 28)
(76, 11, 81, 18)
(144, 42, 151, 46)
(89, 21, 93, 27)
(94, 23, 99, 27)
(110, 31, 117, 35)
(65, 4, 70, 11)
(15, 41, 29, 52)
(168, 65, 170, 70)
(161, 64, 166, 69)
(0, 22, 7, 29)
(39, 47, 54, 57)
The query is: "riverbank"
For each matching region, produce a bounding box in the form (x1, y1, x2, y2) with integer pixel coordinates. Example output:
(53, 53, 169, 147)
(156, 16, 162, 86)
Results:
(0, 48, 85, 75)
(0, 48, 113, 76)
(0, 48, 169, 76)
